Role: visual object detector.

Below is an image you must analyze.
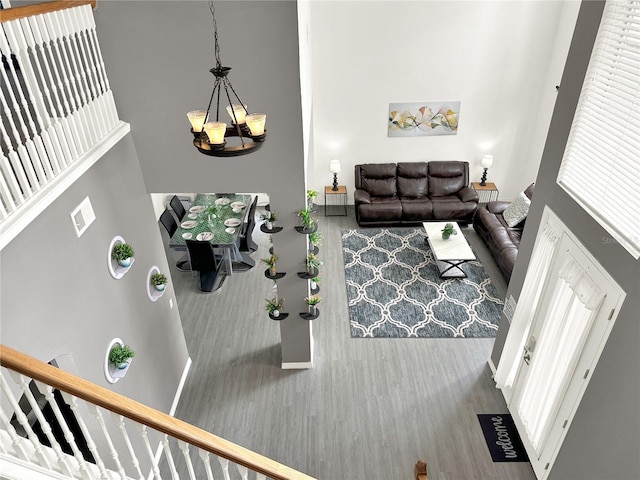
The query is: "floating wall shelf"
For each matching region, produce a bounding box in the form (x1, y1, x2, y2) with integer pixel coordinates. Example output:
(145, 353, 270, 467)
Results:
(299, 310, 319, 321)
(108, 236, 134, 279)
(264, 270, 286, 280)
(297, 268, 318, 279)
(104, 338, 132, 384)
(260, 224, 283, 234)
(269, 312, 289, 321)
(295, 223, 317, 235)
(146, 266, 166, 302)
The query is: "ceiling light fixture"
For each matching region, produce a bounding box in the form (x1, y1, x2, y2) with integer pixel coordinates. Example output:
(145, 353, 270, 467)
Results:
(187, 1, 267, 157)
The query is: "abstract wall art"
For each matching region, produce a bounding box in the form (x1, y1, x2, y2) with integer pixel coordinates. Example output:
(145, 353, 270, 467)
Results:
(388, 101, 461, 137)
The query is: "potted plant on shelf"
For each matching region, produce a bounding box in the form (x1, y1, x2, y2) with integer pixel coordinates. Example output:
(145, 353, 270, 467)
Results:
(306, 189, 318, 209)
(305, 294, 322, 315)
(297, 206, 315, 233)
(310, 275, 320, 291)
(441, 223, 457, 240)
(308, 230, 322, 251)
(111, 243, 134, 268)
(261, 254, 278, 276)
(260, 210, 277, 230)
(108, 343, 135, 378)
(265, 297, 285, 318)
(306, 253, 322, 275)
(150, 272, 167, 291)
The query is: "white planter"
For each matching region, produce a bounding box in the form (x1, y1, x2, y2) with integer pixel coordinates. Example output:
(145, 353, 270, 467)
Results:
(266, 221, 273, 230)
(272, 309, 280, 318)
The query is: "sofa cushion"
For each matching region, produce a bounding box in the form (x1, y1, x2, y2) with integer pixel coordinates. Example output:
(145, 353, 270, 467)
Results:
(400, 197, 433, 220)
(431, 196, 476, 220)
(503, 191, 531, 227)
(428, 161, 467, 197)
(360, 163, 397, 197)
(357, 198, 402, 222)
(397, 162, 428, 198)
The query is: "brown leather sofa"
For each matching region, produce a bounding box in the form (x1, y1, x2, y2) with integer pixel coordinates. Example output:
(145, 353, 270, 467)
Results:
(354, 161, 478, 226)
(472, 183, 535, 281)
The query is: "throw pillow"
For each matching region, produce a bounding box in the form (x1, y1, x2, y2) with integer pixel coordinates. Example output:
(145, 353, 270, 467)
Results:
(503, 191, 531, 227)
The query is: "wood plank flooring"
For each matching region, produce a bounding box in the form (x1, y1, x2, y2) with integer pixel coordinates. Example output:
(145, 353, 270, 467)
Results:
(167, 207, 535, 480)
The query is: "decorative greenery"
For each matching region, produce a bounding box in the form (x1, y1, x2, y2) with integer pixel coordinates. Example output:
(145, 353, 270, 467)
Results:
(307, 253, 322, 269)
(306, 189, 318, 200)
(265, 297, 284, 314)
(297, 206, 315, 228)
(260, 254, 278, 269)
(207, 205, 218, 216)
(259, 210, 277, 223)
(108, 344, 135, 366)
(305, 294, 322, 306)
(311, 276, 320, 285)
(111, 243, 134, 261)
(150, 272, 167, 286)
(308, 230, 322, 246)
(441, 223, 457, 239)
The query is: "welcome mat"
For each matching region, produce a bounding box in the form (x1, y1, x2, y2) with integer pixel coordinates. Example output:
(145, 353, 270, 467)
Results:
(341, 228, 504, 338)
(477, 414, 529, 462)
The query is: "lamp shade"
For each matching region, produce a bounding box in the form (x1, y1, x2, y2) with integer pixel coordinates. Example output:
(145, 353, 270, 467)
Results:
(226, 104, 247, 125)
(481, 154, 494, 169)
(203, 122, 227, 145)
(246, 114, 266, 136)
(187, 110, 207, 133)
(329, 159, 341, 173)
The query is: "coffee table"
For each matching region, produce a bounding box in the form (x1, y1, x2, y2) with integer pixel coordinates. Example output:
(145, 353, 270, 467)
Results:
(422, 221, 476, 278)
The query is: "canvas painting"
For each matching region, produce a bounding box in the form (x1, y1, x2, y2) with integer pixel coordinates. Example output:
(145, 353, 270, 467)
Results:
(388, 101, 461, 137)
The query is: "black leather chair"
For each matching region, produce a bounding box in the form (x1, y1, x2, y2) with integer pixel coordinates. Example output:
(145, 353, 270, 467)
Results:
(238, 195, 258, 254)
(159, 209, 190, 271)
(170, 195, 187, 221)
(186, 240, 225, 292)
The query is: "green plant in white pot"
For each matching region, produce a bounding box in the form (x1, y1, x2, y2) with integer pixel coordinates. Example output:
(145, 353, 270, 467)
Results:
(109, 343, 135, 378)
(441, 223, 457, 240)
(150, 272, 167, 291)
(112, 243, 135, 267)
(265, 297, 285, 318)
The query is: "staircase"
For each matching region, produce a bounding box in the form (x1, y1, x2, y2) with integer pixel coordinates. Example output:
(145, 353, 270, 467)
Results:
(0, 345, 316, 480)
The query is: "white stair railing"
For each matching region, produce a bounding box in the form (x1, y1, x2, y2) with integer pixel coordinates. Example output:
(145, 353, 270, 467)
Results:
(0, 1, 130, 250)
(1, 344, 316, 480)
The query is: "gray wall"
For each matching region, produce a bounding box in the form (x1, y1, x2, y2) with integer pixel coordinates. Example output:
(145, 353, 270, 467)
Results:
(0, 136, 190, 412)
(93, 1, 311, 364)
(491, 2, 640, 478)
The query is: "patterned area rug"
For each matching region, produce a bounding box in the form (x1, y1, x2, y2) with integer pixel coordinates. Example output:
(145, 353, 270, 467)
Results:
(341, 228, 504, 338)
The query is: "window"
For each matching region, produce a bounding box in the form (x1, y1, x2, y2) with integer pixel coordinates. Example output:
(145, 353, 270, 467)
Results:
(557, 0, 640, 258)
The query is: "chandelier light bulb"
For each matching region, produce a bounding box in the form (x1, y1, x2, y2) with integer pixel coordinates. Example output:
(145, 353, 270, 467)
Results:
(226, 104, 247, 125)
(203, 122, 227, 145)
(187, 110, 207, 133)
(246, 114, 267, 136)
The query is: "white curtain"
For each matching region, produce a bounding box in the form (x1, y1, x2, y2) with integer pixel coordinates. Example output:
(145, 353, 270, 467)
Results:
(515, 255, 604, 455)
(494, 224, 558, 392)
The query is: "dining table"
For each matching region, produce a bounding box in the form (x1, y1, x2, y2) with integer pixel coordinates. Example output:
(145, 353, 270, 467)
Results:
(169, 193, 253, 275)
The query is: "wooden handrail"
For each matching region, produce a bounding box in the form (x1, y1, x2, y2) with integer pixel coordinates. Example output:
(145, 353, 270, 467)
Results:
(0, 345, 316, 480)
(0, 0, 96, 23)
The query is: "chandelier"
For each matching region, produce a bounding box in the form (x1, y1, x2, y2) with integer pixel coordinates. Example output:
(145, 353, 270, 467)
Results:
(187, 1, 267, 157)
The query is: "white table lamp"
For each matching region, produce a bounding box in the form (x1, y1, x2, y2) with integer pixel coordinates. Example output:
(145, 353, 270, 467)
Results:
(329, 159, 341, 191)
(480, 155, 493, 186)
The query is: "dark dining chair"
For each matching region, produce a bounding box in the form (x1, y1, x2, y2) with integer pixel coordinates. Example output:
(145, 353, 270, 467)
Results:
(238, 195, 258, 254)
(170, 195, 187, 221)
(186, 240, 225, 292)
(159, 209, 190, 271)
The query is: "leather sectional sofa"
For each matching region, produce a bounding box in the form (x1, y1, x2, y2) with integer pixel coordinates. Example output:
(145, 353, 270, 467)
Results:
(472, 183, 535, 281)
(354, 161, 479, 226)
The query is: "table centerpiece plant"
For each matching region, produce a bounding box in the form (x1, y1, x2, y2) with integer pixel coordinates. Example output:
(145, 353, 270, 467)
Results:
(441, 223, 457, 240)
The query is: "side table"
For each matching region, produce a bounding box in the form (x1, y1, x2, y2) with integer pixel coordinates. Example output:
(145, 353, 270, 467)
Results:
(324, 185, 347, 216)
(471, 182, 499, 205)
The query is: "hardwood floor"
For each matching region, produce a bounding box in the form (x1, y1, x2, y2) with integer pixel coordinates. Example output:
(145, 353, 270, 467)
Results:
(167, 207, 535, 480)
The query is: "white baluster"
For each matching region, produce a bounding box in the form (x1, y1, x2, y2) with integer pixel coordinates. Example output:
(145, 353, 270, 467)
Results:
(0, 372, 51, 469)
(21, 15, 75, 165)
(32, 13, 85, 156)
(0, 405, 30, 461)
(81, 5, 119, 129)
(8, 372, 74, 477)
(69, 6, 108, 138)
(136, 425, 161, 480)
(178, 440, 197, 480)
(40, 11, 90, 153)
(111, 413, 144, 480)
(3, 20, 58, 180)
(217, 458, 231, 480)
(50, 9, 98, 146)
(0, 141, 26, 206)
(87, 404, 128, 479)
(61, 391, 111, 480)
(0, 154, 17, 217)
(237, 465, 249, 480)
(161, 434, 179, 480)
(198, 449, 215, 480)
(0, 31, 47, 189)
(34, 381, 92, 480)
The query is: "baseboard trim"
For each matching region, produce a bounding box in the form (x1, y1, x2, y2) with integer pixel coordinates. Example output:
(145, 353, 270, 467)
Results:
(169, 357, 192, 416)
(487, 357, 497, 378)
(281, 361, 313, 369)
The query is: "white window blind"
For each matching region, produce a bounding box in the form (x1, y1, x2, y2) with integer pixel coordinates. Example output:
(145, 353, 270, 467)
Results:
(557, 0, 640, 259)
